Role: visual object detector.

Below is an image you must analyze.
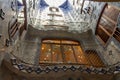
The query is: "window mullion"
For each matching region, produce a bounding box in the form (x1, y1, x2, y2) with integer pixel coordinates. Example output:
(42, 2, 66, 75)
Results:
(71, 46, 78, 63)
(60, 40, 66, 63)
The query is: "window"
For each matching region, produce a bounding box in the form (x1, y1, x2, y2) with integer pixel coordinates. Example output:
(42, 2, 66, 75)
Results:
(113, 28, 120, 42)
(96, 4, 120, 46)
(40, 39, 105, 67)
(40, 40, 88, 64)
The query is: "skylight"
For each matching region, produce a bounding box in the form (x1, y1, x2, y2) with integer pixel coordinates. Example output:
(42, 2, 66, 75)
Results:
(45, 0, 67, 7)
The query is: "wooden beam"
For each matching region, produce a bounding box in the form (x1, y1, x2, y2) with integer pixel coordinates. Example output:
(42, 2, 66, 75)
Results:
(99, 25, 111, 36)
(102, 14, 117, 24)
(81, 0, 85, 14)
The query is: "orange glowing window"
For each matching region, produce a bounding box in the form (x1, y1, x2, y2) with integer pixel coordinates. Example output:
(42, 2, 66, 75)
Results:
(40, 39, 105, 67)
(40, 39, 88, 64)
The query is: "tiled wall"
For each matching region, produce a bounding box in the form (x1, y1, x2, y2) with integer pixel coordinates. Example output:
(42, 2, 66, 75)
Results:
(92, 2, 120, 65)
(0, 0, 18, 67)
(0, 0, 18, 47)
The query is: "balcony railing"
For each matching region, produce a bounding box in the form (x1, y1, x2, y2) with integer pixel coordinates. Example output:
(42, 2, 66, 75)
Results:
(4, 52, 120, 74)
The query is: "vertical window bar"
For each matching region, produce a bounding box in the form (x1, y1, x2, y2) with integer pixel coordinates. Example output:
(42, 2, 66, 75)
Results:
(71, 46, 78, 63)
(50, 44, 53, 63)
(60, 40, 65, 63)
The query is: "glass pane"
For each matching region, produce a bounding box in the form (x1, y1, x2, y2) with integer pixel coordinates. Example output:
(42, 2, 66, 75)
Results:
(73, 46, 89, 65)
(52, 45, 63, 63)
(63, 45, 76, 63)
(40, 44, 52, 63)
